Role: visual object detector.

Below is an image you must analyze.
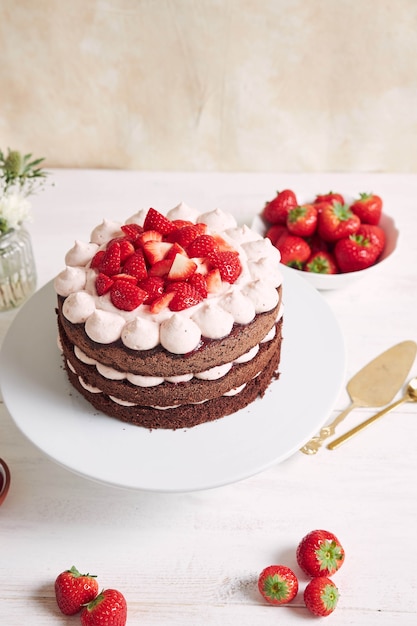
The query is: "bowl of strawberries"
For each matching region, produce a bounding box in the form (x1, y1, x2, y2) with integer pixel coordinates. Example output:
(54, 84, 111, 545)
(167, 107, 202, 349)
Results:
(253, 189, 398, 290)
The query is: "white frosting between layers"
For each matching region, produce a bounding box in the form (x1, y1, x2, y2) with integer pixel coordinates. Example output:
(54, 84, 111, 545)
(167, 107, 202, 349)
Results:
(64, 308, 282, 388)
(54, 204, 283, 355)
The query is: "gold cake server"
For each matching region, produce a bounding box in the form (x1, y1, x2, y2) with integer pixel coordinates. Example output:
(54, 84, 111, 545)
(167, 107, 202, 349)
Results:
(300, 340, 417, 455)
(327, 376, 417, 450)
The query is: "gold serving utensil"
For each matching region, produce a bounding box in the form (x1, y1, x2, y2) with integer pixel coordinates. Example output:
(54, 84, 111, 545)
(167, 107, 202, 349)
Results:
(300, 340, 417, 455)
(327, 376, 417, 450)
(0, 458, 11, 506)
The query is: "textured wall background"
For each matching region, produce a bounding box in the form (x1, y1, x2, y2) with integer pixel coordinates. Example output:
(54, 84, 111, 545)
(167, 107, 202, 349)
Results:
(1, 0, 417, 172)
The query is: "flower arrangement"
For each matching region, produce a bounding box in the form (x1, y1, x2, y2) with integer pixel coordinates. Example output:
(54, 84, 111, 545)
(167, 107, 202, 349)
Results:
(0, 148, 49, 310)
(0, 148, 48, 235)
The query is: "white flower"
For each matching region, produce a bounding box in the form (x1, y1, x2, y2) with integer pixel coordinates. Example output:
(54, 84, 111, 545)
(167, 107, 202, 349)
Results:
(0, 192, 32, 230)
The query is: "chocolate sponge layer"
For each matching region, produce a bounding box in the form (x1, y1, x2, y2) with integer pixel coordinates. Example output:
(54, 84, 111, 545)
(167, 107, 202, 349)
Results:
(60, 318, 282, 406)
(63, 332, 283, 430)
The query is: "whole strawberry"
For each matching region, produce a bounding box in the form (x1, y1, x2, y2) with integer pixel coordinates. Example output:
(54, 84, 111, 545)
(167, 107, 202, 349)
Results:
(350, 192, 383, 225)
(305, 251, 338, 275)
(304, 577, 339, 616)
(81, 589, 127, 626)
(296, 529, 345, 577)
(262, 189, 298, 224)
(314, 191, 345, 206)
(287, 204, 318, 238)
(276, 234, 311, 268)
(334, 232, 380, 272)
(54, 565, 99, 615)
(317, 202, 360, 242)
(258, 564, 298, 605)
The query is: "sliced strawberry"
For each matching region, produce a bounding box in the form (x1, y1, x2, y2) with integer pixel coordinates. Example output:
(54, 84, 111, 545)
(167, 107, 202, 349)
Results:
(166, 242, 188, 259)
(188, 273, 208, 298)
(121, 223, 143, 240)
(143, 207, 177, 234)
(122, 250, 148, 280)
(90, 250, 105, 269)
(194, 222, 207, 235)
(167, 254, 197, 281)
(99, 241, 121, 276)
(187, 234, 219, 257)
(111, 273, 138, 283)
(138, 230, 163, 245)
(167, 224, 200, 247)
(95, 273, 114, 295)
(169, 283, 204, 311)
(206, 268, 222, 293)
(143, 240, 173, 264)
(212, 233, 236, 252)
(171, 219, 194, 229)
(150, 291, 175, 314)
(165, 280, 186, 293)
(194, 258, 211, 275)
(110, 279, 147, 311)
(148, 258, 173, 277)
(208, 250, 242, 284)
(118, 238, 135, 261)
(138, 276, 164, 304)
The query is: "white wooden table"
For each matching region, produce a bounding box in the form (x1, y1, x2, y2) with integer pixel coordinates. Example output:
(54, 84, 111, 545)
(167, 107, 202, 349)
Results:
(1, 170, 417, 625)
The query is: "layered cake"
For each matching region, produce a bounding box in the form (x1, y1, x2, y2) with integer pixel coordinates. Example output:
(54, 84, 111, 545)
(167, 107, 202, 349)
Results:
(54, 203, 284, 429)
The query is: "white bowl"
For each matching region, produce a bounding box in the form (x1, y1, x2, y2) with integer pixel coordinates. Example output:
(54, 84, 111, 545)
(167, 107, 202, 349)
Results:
(251, 213, 399, 291)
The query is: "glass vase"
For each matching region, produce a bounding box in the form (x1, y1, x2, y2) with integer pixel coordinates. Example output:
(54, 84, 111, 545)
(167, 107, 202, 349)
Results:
(0, 227, 37, 311)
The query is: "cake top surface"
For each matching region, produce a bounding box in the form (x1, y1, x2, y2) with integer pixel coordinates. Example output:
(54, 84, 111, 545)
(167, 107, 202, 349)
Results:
(54, 203, 282, 354)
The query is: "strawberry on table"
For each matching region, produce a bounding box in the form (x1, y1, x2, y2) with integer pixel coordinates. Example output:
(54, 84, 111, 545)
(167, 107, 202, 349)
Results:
(287, 203, 318, 237)
(296, 529, 345, 577)
(350, 192, 383, 225)
(305, 251, 338, 274)
(276, 234, 311, 268)
(262, 189, 298, 224)
(80, 588, 127, 626)
(334, 231, 381, 272)
(304, 577, 339, 617)
(317, 201, 360, 242)
(54, 565, 99, 616)
(258, 565, 298, 605)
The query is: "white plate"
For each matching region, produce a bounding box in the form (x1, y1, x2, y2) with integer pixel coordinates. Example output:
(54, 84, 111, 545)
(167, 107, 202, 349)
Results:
(0, 267, 345, 493)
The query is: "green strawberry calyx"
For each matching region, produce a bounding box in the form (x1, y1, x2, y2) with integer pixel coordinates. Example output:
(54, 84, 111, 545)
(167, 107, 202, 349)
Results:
(320, 582, 340, 610)
(287, 206, 307, 223)
(316, 540, 344, 573)
(349, 234, 370, 247)
(332, 202, 354, 222)
(263, 574, 292, 601)
(358, 192, 373, 201)
(84, 590, 106, 611)
(67, 565, 97, 579)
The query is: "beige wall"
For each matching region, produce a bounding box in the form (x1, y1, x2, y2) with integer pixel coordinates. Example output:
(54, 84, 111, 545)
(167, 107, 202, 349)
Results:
(1, 0, 417, 172)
